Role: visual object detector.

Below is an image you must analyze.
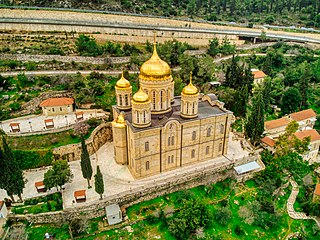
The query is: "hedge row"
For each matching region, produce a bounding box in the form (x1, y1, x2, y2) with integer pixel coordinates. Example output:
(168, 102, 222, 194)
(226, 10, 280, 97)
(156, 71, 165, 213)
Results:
(13, 149, 53, 170)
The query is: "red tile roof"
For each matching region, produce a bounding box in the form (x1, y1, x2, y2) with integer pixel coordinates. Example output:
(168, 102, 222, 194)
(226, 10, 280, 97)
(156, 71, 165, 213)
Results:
(76, 111, 84, 116)
(315, 184, 320, 196)
(39, 98, 74, 107)
(252, 70, 267, 79)
(74, 190, 86, 198)
(35, 181, 44, 188)
(9, 123, 20, 127)
(0, 200, 4, 210)
(265, 117, 291, 130)
(261, 136, 276, 147)
(289, 109, 317, 122)
(294, 129, 320, 142)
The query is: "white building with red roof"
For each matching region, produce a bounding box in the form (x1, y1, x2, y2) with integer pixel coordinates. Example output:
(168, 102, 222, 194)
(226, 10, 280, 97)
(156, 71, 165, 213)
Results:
(39, 97, 74, 116)
(251, 69, 267, 85)
(289, 109, 317, 131)
(294, 129, 320, 164)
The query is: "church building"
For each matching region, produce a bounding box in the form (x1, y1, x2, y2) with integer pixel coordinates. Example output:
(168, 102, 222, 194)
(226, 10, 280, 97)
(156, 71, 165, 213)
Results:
(112, 40, 233, 179)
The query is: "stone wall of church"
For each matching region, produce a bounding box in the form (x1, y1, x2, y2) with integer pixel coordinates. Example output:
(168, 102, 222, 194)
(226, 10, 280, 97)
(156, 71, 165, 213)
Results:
(127, 111, 232, 179)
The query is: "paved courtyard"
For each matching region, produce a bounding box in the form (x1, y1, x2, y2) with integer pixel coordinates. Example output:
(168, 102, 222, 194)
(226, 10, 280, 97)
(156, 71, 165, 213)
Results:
(0, 133, 254, 209)
(0, 109, 107, 135)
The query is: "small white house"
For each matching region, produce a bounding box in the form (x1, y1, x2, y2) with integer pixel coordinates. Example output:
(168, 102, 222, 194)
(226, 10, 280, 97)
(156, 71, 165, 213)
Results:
(0, 201, 7, 218)
(105, 204, 122, 225)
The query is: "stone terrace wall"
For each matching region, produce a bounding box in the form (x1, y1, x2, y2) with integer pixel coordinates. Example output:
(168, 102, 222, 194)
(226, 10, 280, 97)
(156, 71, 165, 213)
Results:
(52, 122, 112, 161)
(8, 155, 260, 224)
(18, 91, 73, 116)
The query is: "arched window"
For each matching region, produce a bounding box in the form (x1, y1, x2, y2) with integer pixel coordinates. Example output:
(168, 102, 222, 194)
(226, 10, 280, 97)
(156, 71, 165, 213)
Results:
(192, 131, 196, 140)
(146, 161, 150, 170)
(160, 90, 164, 109)
(206, 146, 210, 155)
(152, 91, 156, 110)
(167, 89, 170, 107)
(119, 95, 123, 105)
(186, 102, 189, 114)
(145, 141, 149, 151)
(219, 143, 223, 152)
(136, 111, 139, 123)
(207, 127, 211, 137)
(125, 95, 129, 106)
(191, 149, 195, 158)
(171, 155, 174, 163)
(171, 136, 175, 145)
(168, 137, 171, 146)
(60, 107, 62, 111)
(220, 124, 224, 134)
(167, 155, 171, 164)
(192, 102, 195, 114)
(143, 111, 146, 123)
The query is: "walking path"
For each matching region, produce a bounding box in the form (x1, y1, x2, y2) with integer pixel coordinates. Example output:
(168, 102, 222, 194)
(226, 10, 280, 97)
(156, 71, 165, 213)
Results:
(287, 179, 320, 228)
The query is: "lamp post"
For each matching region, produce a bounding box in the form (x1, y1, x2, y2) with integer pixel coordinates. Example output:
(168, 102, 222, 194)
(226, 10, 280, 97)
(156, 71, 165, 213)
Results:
(65, 115, 68, 126)
(29, 121, 32, 132)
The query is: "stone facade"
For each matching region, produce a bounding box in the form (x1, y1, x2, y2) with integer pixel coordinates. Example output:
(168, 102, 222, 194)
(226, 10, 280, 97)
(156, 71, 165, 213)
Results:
(53, 122, 112, 161)
(42, 104, 73, 116)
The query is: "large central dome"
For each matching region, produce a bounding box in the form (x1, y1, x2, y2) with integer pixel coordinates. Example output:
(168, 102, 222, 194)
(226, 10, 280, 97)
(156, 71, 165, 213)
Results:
(139, 43, 171, 80)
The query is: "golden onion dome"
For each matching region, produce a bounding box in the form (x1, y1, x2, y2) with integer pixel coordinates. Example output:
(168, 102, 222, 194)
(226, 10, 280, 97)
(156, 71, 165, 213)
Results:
(132, 88, 150, 103)
(116, 72, 131, 88)
(139, 43, 171, 79)
(112, 112, 126, 128)
(182, 72, 199, 96)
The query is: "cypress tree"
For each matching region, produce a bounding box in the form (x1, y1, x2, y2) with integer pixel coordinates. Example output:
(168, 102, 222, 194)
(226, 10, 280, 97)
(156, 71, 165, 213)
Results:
(80, 136, 93, 188)
(94, 166, 104, 200)
(0, 136, 25, 202)
(245, 92, 265, 146)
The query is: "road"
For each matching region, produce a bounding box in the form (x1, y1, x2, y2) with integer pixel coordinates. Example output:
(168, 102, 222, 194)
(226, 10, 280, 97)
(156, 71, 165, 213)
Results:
(1, 17, 320, 44)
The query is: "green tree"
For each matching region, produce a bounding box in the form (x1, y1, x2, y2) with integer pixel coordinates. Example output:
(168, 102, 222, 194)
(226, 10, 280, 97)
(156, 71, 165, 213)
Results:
(44, 160, 73, 191)
(274, 121, 310, 158)
(0, 136, 25, 202)
(215, 207, 231, 226)
(76, 35, 102, 56)
(94, 166, 104, 200)
(281, 87, 302, 114)
(207, 37, 220, 57)
(245, 91, 265, 146)
(167, 199, 210, 238)
(80, 136, 93, 188)
(187, 0, 196, 17)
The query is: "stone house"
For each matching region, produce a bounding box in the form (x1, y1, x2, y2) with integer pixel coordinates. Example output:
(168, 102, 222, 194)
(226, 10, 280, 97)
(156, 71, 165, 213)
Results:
(295, 129, 320, 164)
(288, 109, 317, 131)
(0, 201, 7, 218)
(112, 41, 233, 179)
(105, 204, 122, 225)
(264, 117, 292, 138)
(39, 97, 74, 116)
(251, 69, 267, 85)
(261, 129, 320, 164)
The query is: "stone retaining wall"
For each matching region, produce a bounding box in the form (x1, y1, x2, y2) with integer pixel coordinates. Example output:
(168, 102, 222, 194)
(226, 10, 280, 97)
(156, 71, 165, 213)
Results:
(52, 122, 112, 161)
(19, 91, 73, 116)
(8, 155, 260, 224)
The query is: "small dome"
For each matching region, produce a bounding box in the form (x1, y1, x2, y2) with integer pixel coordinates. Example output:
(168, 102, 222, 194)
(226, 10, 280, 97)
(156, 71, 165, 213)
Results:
(132, 88, 150, 103)
(116, 72, 131, 88)
(139, 43, 171, 79)
(112, 112, 126, 128)
(182, 72, 198, 95)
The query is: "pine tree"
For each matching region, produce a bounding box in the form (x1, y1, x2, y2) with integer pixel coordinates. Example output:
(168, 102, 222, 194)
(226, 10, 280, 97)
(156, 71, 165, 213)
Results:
(80, 136, 93, 188)
(245, 92, 265, 146)
(94, 166, 104, 200)
(0, 136, 25, 202)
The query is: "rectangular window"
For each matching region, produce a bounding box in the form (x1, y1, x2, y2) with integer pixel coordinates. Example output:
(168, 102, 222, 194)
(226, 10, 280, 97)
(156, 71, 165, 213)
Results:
(171, 155, 174, 163)
(52, 108, 55, 112)
(192, 131, 196, 140)
(146, 161, 150, 170)
(219, 143, 223, 152)
(168, 156, 171, 164)
(168, 137, 171, 146)
(220, 124, 224, 134)
(145, 141, 149, 151)
(206, 146, 209, 155)
(191, 149, 195, 158)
